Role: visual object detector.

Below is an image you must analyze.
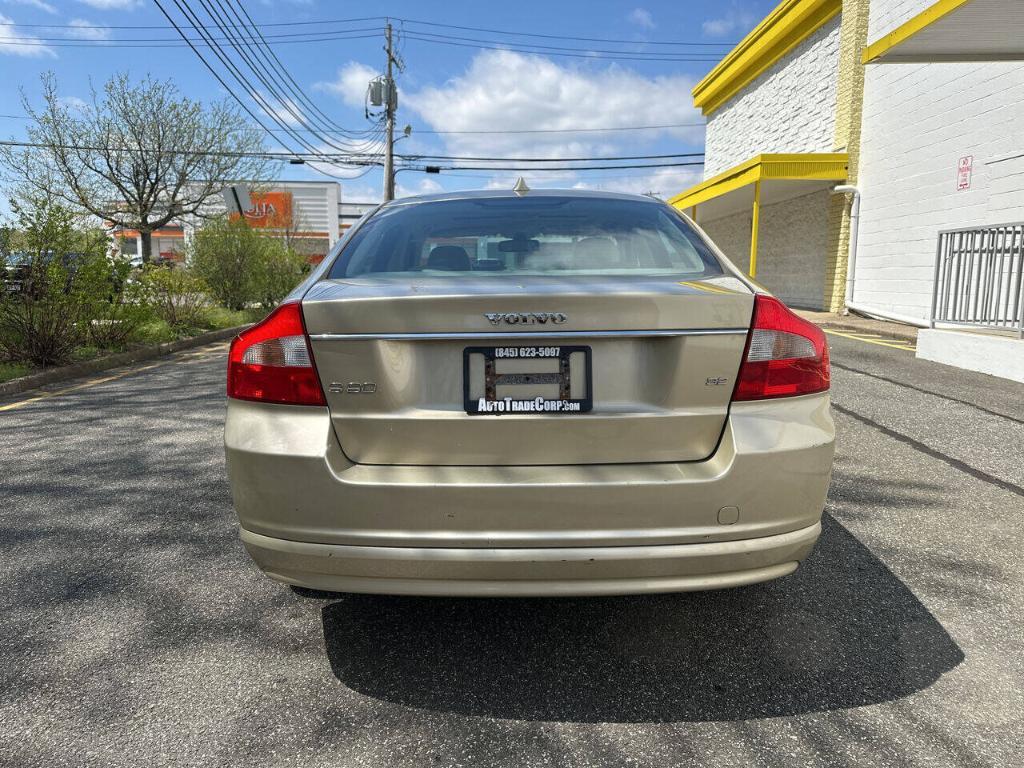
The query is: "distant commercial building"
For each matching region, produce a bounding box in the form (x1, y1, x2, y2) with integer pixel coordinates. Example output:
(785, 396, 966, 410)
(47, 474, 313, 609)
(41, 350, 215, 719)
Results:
(671, 0, 1024, 381)
(114, 180, 376, 264)
(339, 200, 379, 235)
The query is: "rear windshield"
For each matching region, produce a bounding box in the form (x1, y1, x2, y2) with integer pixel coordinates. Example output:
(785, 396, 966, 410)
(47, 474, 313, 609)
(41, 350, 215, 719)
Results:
(328, 196, 723, 279)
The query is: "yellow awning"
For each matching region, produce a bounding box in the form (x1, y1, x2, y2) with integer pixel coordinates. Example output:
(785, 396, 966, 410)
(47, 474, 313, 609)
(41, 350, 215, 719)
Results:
(669, 153, 848, 211)
(670, 153, 847, 279)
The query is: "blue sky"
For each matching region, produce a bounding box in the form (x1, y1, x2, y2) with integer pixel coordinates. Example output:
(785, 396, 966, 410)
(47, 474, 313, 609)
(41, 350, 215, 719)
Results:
(0, 0, 776, 202)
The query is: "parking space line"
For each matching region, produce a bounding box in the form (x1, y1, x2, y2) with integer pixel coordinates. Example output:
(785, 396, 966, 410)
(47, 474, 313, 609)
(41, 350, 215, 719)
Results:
(822, 328, 917, 352)
(0, 345, 226, 413)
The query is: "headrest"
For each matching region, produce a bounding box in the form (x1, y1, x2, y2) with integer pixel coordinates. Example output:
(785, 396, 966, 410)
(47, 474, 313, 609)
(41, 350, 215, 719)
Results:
(572, 237, 619, 268)
(426, 245, 471, 271)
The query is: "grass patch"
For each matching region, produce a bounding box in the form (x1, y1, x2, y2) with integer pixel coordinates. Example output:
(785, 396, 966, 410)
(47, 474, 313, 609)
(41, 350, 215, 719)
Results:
(135, 318, 178, 345)
(0, 361, 32, 383)
(72, 345, 101, 362)
(0, 303, 259, 384)
(203, 306, 264, 330)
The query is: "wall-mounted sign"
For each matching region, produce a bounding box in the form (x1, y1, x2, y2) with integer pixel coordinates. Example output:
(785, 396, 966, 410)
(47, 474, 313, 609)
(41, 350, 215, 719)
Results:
(956, 156, 973, 191)
(222, 184, 252, 215)
(231, 191, 293, 228)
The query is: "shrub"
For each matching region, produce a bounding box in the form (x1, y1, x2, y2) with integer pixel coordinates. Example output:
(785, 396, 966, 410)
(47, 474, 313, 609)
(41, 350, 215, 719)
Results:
(189, 216, 306, 311)
(138, 265, 209, 331)
(86, 257, 153, 349)
(0, 197, 114, 366)
(251, 245, 307, 310)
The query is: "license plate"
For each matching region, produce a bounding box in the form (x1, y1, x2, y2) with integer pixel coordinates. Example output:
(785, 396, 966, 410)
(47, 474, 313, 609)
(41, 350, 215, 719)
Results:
(463, 345, 592, 415)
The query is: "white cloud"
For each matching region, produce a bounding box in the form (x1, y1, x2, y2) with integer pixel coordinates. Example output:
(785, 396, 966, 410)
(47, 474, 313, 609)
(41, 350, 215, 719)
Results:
(628, 8, 655, 30)
(337, 182, 382, 203)
(4, 0, 58, 14)
(571, 166, 703, 199)
(396, 176, 443, 199)
(66, 19, 110, 40)
(317, 51, 706, 199)
(0, 13, 55, 56)
(402, 50, 703, 161)
(59, 95, 89, 112)
(76, 0, 142, 10)
(315, 62, 379, 110)
(266, 96, 303, 127)
(702, 4, 756, 38)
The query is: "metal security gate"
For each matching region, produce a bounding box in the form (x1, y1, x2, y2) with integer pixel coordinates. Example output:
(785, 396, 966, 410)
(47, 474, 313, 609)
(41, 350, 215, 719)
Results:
(930, 223, 1024, 338)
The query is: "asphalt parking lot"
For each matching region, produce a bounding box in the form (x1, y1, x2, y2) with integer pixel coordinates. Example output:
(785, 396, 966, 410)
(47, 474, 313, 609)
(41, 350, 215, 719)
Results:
(1, 329, 1022, 767)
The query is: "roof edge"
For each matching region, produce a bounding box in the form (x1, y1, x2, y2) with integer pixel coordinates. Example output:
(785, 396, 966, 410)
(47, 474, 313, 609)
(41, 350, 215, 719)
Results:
(668, 153, 848, 209)
(862, 0, 974, 63)
(692, 0, 842, 116)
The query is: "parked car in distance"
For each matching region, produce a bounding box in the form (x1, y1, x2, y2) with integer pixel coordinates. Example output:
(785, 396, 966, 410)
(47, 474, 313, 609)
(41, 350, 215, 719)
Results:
(225, 189, 834, 597)
(3, 250, 92, 296)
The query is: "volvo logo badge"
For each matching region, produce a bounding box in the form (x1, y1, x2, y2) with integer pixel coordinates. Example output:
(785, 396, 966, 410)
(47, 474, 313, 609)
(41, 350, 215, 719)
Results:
(484, 312, 568, 325)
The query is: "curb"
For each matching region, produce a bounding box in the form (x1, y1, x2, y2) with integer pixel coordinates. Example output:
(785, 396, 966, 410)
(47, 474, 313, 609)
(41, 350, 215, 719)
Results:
(817, 317, 919, 343)
(0, 324, 248, 398)
(795, 310, 920, 343)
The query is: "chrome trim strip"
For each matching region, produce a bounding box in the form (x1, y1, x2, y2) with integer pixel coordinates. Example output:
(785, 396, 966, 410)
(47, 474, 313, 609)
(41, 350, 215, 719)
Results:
(309, 328, 748, 341)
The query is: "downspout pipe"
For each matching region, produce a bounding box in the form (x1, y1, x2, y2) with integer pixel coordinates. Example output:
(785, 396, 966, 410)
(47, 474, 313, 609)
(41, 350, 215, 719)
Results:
(831, 185, 860, 306)
(830, 184, 931, 328)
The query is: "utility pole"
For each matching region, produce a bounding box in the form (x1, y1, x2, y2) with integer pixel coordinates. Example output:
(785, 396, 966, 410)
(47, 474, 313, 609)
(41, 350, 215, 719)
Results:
(383, 21, 397, 202)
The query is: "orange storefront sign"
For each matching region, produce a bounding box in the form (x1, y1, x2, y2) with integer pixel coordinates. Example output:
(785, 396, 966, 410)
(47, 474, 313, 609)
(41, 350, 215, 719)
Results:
(232, 191, 293, 229)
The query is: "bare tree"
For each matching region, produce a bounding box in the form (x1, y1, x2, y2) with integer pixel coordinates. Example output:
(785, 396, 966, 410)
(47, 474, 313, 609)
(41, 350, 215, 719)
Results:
(1, 72, 274, 262)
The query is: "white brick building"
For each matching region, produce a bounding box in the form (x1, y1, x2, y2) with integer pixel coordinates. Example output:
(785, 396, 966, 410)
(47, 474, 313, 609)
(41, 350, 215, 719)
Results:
(672, 0, 1024, 380)
(672, 0, 854, 313)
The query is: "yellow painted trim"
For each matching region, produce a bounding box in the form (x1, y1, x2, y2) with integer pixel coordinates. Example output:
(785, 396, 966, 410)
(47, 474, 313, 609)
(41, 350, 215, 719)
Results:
(862, 0, 973, 63)
(668, 153, 848, 210)
(822, 329, 917, 352)
(749, 180, 762, 278)
(692, 0, 842, 116)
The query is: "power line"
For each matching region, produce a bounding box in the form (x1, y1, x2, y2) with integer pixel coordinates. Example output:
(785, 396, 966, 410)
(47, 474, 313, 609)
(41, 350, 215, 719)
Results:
(0, 31, 730, 61)
(8, 16, 388, 30)
(404, 152, 705, 162)
(0, 25, 381, 43)
(9, 15, 738, 47)
(152, 0, 386, 173)
(151, 0, 358, 181)
(397, 29, 725, 60)
(0, 138, 368, 161)
(399, 33, 724, 62)
(397, 17, 736, 47)
(0, 139, 704, 172)
(0, 32, 385, 48)
(401, 161, 705, 172)
(1, 111, 704, 136)
(226, 0, 382, 144)
(415, 123, 706, 135)
(192, 0, 382, 154)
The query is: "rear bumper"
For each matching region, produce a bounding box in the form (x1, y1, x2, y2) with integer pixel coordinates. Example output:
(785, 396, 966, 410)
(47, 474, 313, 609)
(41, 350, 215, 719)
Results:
(240, 522, 820, 597)
(226, 393, 834, 596)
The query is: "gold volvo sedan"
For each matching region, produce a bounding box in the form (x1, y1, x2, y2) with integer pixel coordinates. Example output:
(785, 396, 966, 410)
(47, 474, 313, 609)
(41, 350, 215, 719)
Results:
(225, 189, 834, 596)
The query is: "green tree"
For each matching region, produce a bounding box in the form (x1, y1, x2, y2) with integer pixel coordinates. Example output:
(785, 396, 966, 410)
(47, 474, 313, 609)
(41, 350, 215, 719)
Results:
(0, 72, 271, 263)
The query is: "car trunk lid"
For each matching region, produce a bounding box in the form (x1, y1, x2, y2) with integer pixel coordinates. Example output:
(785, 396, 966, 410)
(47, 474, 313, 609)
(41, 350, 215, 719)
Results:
(302, 275, 753, 466)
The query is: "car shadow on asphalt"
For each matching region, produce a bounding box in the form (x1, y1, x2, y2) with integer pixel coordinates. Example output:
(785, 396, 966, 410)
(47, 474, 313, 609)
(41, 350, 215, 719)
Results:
(307, 514, 963, 723)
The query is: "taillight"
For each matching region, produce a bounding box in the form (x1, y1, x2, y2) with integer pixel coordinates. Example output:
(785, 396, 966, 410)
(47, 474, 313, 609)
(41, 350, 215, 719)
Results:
(227, 301, 326, 406)
(732, 294, 830, 401)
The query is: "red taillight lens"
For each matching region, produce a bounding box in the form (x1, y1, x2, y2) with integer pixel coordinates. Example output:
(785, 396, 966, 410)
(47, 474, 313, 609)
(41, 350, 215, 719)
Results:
(732, 295, 830, 401)
(227, 301, 326, 406)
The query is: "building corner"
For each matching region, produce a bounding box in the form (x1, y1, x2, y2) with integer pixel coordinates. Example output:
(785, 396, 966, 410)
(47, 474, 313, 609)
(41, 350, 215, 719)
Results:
(823, 0, 870, 312)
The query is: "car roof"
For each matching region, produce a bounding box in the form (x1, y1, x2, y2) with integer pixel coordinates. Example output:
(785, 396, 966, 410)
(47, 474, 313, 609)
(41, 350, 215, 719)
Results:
(382, 188, 667, 208)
